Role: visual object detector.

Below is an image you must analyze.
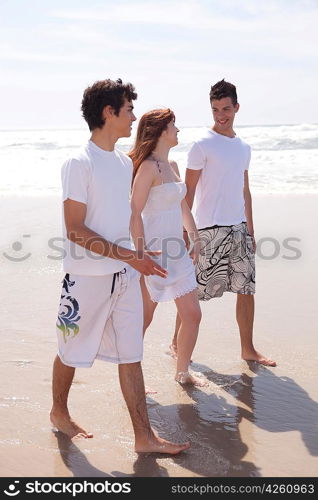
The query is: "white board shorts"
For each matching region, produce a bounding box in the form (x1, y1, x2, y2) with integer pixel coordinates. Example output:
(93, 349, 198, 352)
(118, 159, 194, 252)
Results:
(56, 267, 143, 367)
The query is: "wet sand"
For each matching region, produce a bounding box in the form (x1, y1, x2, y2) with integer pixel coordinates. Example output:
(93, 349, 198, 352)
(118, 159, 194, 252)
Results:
(0, 194, 317, 477)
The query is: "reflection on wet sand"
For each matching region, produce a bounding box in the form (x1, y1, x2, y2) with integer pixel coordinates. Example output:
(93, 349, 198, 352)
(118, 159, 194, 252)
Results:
(132, 363, 318, 477)
(173, 362, 318, 476)
(143, 381, 259, 477)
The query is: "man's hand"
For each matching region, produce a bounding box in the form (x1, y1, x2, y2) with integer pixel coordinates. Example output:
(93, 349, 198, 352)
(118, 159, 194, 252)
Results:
(251, 236, 256, 253)
(130, 250, 168, 277)
(247, 230, 256, 253)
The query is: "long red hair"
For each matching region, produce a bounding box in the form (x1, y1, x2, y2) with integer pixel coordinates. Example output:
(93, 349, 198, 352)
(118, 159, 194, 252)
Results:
(129, 108, 175, 185)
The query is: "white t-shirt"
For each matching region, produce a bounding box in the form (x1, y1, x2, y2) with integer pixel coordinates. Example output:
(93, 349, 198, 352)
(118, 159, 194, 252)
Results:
(188, 129, 251, 228)
(61, 140, 132, 275)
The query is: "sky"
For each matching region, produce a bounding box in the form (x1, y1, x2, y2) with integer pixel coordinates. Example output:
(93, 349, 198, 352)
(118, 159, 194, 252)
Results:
(0, 0, 317, 128)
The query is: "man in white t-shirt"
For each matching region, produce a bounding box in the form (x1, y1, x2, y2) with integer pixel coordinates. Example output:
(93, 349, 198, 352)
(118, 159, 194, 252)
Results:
(171, 79, 276, 367)
(50, 78, 190, 454)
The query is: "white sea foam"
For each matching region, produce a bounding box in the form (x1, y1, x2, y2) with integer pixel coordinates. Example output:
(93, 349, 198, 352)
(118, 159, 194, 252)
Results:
(0, 124, 317, 195)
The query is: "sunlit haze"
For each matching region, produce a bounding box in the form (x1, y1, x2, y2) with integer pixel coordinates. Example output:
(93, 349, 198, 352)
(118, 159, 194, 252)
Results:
(1, 0, 317, 128)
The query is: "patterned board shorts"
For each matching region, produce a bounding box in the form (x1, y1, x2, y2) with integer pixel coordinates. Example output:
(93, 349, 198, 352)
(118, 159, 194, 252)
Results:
(196, 222, 255, 300)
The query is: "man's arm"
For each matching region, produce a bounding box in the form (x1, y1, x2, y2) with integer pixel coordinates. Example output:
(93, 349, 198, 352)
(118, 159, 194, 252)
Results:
(243, 171, 256, 250)
(184, 168, 201, 209)
(181, 168, 201, 249)
(64, 199, 167, 277)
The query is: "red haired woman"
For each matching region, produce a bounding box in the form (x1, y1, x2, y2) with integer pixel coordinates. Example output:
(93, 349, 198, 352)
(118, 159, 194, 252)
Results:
(129, 109, 206, 386)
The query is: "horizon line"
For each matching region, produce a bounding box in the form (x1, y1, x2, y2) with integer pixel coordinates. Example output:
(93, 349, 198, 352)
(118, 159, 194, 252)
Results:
(1, 122, 317, 132)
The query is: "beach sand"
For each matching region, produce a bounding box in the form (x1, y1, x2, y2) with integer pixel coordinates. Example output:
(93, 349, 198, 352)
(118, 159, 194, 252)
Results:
(0, 194, 317, 477)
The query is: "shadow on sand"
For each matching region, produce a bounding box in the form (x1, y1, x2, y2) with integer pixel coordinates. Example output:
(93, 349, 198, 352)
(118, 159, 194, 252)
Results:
(197, 362, 318, 457)
(52, 363, 317, 477)
(130, 362, 318, 477)
(53, 431, 111, 477)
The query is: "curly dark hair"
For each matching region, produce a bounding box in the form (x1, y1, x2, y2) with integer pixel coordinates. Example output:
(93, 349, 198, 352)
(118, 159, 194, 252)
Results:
(81, 78, 137, 131)
(209, 79, 237, 106)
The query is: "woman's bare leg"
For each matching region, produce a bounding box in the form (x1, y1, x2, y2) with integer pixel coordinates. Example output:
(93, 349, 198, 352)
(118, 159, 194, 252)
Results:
(169, 313, 181, 359)
(174, 291, 206, 386)
(140, 276, 158, 336)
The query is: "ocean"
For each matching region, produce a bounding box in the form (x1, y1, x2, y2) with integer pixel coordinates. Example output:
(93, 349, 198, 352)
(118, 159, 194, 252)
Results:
(1, 128, 318, 479)
(1, 123, 317, 195)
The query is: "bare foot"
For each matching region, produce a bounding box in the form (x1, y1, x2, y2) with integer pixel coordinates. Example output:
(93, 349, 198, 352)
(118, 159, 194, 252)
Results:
(145, 385, 157, 395)
(50, 410, 93, 439)
(242, 350, 276, 367)
(135, 435, 190, 454)
(175, 371, 208, 387)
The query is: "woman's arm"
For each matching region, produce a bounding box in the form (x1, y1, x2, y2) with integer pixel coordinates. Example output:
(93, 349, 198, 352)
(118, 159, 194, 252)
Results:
(130, 160, 156, 252)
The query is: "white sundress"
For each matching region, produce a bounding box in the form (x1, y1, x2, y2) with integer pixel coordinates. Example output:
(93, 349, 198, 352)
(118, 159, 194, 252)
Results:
(142, 180, 197, 302)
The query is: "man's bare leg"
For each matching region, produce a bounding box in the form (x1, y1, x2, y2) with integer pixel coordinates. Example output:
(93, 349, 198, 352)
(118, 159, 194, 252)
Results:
(140, 277, 158, 394)
(50, 355, 93, 438)
(118, 362, 190, 454)
(237, 294, 276, 367)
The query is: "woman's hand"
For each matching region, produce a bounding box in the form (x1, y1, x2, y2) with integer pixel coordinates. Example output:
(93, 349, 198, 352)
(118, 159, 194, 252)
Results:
(183, 229, 190, 250)
(189, 238, 201, 264)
